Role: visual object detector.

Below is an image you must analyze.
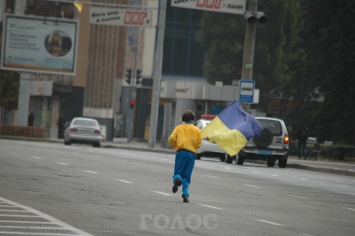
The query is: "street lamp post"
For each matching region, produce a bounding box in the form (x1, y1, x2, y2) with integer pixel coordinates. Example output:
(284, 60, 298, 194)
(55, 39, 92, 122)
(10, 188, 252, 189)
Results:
(240, 0, 267, 112)
(240, 0, 257, 113)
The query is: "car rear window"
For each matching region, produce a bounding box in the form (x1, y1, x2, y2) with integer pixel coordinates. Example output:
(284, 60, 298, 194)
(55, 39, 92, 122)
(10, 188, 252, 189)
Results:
(73, 120, 98, 127)
(257, 119, 282, 136)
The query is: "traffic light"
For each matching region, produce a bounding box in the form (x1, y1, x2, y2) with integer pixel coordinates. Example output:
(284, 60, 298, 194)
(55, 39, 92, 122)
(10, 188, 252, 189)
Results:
(125, 68, 132, 84)
(244, 11, 268, 26)
(136, 69, 142, 85)
(129, 99, 135, 109)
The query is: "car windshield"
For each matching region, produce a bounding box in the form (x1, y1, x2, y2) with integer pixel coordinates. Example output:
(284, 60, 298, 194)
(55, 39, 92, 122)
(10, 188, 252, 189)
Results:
(257, 119, 282, 136)
(73, 120, 97, 127)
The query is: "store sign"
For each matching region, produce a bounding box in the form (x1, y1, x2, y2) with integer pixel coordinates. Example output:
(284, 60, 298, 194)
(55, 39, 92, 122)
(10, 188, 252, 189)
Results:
(89, 7, 152, 27)
(171, 0, 246, 15)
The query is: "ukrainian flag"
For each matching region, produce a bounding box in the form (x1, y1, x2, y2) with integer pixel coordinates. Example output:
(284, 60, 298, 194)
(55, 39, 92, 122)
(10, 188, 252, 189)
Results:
(201, 101, 262, 156)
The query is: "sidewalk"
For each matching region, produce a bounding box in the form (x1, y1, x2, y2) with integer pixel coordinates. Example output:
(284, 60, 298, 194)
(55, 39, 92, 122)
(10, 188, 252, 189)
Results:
(1, 135, 355, 177)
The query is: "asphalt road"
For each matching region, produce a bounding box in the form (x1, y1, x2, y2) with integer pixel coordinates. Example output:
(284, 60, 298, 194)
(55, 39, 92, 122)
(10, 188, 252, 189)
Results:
(0, 139, 354, 236)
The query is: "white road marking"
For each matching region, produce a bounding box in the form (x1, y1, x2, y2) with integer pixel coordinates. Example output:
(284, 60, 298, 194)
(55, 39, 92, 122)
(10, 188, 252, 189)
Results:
(153, 191, 172, 197)
(224, 167, 232, 170)
(10, 153, 18, 155)
(161, 158, 167, 161)
(252, 171, 261, 174)
(255, 219, 284, 226)
(343, 207, 355, 212)
(204, 175, 220, 179)
(0, 210, 26, 212)
(198, 204, 223, 210)
(271, 174, 279, 177)
(300, 178, 309, 181)
(32, 156, 42, 159)
(55, 162, 69, 166)
(116, 179, 132, 184)
(0, 197, 93, 235)
(0, 232, 84, 235)
(0, 226, 64, 230)
(289, 195, 311, 200)
(0, 220, 56, 224)
(82, 170, 98, 174)
(0, 214, 41, 218)
(243, 184, 260, 189)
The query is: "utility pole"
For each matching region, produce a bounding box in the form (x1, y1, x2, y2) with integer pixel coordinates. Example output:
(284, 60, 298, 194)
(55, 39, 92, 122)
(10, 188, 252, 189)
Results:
(240, 0, 257, 113)
(240, 0, 268, 112)
(148, 0, 167, 148)
(15, 0, 32, 126)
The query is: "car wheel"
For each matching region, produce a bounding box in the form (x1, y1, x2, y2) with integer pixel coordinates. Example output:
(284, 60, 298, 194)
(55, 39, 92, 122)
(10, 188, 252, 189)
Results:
(93, 142, 101, 148)
(278, 159, 287, 168)
(226, 154, 234, 164)
(196, 154, 202, 160)
(267, 158, 275, 167)
(236, 156, 244, 165)
(220, 155, 226, 162)
(253, 128, 273, 148)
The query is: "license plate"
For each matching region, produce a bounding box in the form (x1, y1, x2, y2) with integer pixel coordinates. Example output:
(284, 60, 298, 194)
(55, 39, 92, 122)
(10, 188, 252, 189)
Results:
(257, 150, 273, 155)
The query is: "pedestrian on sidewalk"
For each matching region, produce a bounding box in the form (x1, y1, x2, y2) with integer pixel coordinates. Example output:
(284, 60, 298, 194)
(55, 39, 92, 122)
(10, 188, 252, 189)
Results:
(168, 110, 202, 203)
(296, 122, 310, 159)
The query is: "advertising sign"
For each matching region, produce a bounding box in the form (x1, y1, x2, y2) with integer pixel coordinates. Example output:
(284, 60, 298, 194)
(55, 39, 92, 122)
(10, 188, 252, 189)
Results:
(89, 7, 152, 27)
(1, 15, 78, 75)
(239, 80, 255, 104)
(171, 0, 246, 15)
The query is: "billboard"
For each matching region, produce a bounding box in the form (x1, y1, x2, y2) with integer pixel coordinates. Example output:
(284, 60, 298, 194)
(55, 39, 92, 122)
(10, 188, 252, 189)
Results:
(89, 7, 152, 27)
(1, 15, 79, 75)
(171, 0, 246, 15)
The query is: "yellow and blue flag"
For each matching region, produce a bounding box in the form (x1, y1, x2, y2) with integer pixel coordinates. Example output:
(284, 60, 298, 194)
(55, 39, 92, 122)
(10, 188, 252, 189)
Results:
(201, 101, 262, 156)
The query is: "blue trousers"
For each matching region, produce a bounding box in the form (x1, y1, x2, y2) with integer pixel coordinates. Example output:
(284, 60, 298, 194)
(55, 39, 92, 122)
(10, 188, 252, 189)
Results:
(172, 150, 195, 197)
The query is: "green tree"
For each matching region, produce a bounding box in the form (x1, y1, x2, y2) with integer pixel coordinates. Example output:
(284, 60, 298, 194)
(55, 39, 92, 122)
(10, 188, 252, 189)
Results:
(286, 0, 355, 144)
(196, 0, 303, 112)
(0, 70, 20, 111)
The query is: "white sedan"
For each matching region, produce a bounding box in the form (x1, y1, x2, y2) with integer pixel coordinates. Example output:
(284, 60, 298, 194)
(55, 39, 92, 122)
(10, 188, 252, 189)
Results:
(64, 117, 103, 148)
(194, 119, 226, 162)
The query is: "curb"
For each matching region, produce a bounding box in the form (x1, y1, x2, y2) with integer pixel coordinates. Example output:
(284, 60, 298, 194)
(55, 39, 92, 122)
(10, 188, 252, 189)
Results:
(287, 163, 355, 177)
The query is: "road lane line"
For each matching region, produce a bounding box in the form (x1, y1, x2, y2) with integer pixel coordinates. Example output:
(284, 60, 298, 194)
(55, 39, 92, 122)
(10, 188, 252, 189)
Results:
(271, 174, 279, 177)
(252, 171, 261, 174)
(116, 179, 132, 184)
(204, 175, 220, 179)
(0, 210, 26, 212)
(55, 162, 69, 166)
(32, 156, 43, 159)
(0, 232, 81, 235)
(343, 207, 355, 212)
(82, 170, 98, 174)
(153, 191, 172, 197)
(0, 214, 41, 218)
(198, 204, 223, 210)
(255, 219, 284, 226)
(0, 220, 56, 224)
(300, 178, 309, 181)
(243, 184, 260, 189)
(224, 167, 232, 170)
(289, 195, 310, 200)
(0, 226, 63, 230)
